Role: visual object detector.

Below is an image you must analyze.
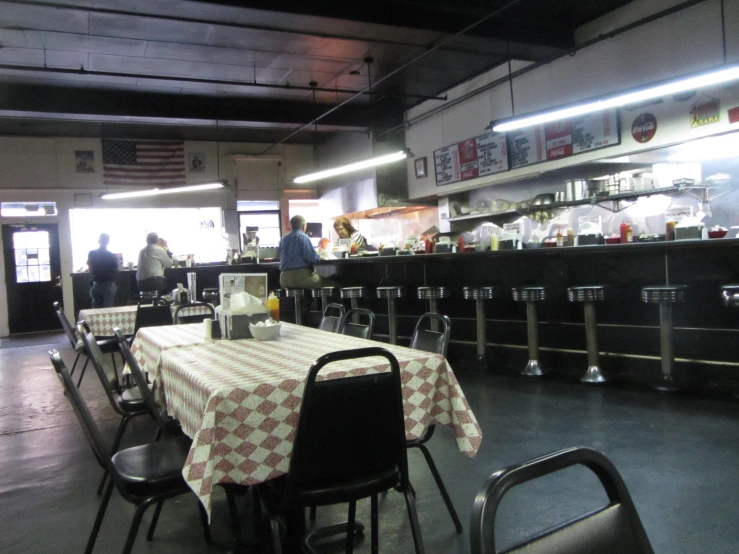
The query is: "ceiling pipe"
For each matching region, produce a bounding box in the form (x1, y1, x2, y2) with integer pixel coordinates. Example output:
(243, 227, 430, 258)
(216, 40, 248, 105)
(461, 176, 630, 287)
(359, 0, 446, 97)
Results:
(376, 0, 711, 139)
(0, 64, 447, 102)
(257, 0, 526, 154)
(0, 0, 512, 58)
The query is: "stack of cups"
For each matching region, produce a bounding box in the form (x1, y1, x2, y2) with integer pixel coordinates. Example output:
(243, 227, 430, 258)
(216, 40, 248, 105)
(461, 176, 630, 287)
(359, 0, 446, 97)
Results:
(203, 318, 212, 340)
(186, 272, 197, 303)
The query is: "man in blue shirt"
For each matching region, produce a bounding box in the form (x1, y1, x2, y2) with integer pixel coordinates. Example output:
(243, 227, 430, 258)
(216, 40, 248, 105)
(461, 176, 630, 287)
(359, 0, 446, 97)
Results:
(279, 215, 338, 289)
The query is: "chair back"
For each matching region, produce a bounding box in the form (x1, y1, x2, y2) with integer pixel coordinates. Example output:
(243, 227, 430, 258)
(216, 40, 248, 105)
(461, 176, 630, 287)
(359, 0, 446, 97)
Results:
(77, 322, 121, 398)
(470, 447, 654, 554)
(410, 313, 451, 356)
(49, 350, 113, 474)
(134, 300, 173, 335)
(54, 302, 80, 350)
(114, 328, 171, 436)
(283, 347, 408, 504)
(319, 303, 346, 333)
(173, 302, 216, 325)
(339, 308, 375, 340)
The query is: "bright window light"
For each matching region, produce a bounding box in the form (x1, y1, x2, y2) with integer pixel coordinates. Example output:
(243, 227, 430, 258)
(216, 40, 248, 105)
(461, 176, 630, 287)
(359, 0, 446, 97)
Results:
(493, 65, 739, 132)
(668, 132, 739, 162)
(293, 151, 407, 184)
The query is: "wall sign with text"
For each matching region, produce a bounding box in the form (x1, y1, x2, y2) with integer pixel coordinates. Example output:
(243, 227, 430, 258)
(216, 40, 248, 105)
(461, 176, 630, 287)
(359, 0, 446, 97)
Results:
(433, 131, 509, 186)
(433, 109, 620, 186)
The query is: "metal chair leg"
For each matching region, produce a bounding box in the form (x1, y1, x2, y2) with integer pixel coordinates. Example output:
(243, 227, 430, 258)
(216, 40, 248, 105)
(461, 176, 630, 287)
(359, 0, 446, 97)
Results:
(85, 481, 114, 554)
(402, 487, 426, 554)
(97, 471, 109, 496)
(371, 494, 379, 554)
(77, 357, 90, 388)
(196, 500, 213, 545)
(111, 352, 119, 387)
(410, 442, 462, 533)
(269, 515, 283, 554)
(146, 501, 164, 541)
(70, 351, 81, 377)
(122, 499, 155, 554)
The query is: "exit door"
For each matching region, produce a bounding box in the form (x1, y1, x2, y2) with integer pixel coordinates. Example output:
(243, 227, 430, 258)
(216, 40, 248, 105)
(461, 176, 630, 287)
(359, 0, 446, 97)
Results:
(2, 224, 63, 334)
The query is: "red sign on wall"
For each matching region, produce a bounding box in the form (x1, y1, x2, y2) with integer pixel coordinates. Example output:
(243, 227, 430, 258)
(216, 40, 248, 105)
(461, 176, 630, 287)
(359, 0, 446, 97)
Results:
(631, 113, 657, 143)
(544, 121, 573, 159)
(728, 106, 739, 124)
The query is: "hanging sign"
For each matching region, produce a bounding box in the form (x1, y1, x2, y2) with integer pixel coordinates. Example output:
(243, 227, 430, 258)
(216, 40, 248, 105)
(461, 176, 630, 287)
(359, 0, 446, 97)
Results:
(690, 97, 720, 127)
(631, 113, 658, 143)
(433, 131, 508, 186)
(729, 105, 739, 124)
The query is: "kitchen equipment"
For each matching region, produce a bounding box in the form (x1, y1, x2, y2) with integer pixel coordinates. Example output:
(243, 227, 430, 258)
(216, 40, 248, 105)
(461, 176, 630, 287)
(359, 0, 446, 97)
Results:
(587, 180, 603, 198)
(607, 176, 620, 195)
(673, 178, 695, 187)
(604, 236, 621, 244)
(243, 226, 259, 261)
(186, 272, 197, 302)
(171, 288, 189, 304)
(380, 246, 397, 256)
(637, 234, 665, 242)
(532, 193, 555, 206)
(675, 226, 703, 240)
(203, 288, 220, 306)
(577, 233, 602, 246)
(565, 179, 588, 201)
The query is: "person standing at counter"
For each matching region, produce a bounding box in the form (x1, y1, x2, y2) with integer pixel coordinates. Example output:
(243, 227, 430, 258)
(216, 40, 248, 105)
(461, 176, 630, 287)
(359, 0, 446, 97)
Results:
(280, 215, 338, 289)
(136, 232, 172, 294)
(87, 233, 119, 308)
(333, 217, 367, 252)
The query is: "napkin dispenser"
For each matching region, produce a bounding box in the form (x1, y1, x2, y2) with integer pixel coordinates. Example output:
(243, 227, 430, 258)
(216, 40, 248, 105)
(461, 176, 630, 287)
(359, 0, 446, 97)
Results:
(218, 292, 269, 339)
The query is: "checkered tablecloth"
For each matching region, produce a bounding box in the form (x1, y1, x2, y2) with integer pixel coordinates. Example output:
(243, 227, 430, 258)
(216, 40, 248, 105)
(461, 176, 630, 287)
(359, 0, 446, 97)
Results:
(130, 324, 207, 376)
(78, 304, 212, 336)
(147, 323, 482, 518)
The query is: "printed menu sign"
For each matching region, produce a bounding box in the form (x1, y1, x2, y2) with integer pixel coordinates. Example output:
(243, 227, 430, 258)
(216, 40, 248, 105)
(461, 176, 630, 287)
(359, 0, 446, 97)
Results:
(509, 109, 620, 169)
(434, 131, 508, 186)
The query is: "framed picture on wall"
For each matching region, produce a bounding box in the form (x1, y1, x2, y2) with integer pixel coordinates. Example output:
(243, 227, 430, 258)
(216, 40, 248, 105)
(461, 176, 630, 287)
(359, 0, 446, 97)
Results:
(188, 153, 205, 173)
(414, 157, 427, 179)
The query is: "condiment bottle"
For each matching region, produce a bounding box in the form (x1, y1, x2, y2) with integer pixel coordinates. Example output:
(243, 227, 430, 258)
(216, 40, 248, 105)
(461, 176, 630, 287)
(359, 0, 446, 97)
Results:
(620, 222, 629, 244)
(556, 228, 564, 247)
(458, 235, 465, 252)
(266, 292, 280, 322)
(425, 238, 432, 253)
(567, 228, 575, 247)
(666, 220, 676, 241)
(490, 233, 499, 251)
(626, 223, 633, 243)
(350, 243, 357, 255)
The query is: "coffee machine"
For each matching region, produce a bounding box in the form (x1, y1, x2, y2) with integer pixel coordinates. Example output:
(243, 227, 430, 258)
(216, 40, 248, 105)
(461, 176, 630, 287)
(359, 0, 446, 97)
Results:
(243, 226, 259, 262)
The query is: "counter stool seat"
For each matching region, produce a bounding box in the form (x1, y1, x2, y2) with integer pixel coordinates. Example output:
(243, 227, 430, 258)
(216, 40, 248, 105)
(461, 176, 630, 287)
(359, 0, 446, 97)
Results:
(512, 286, 549, 377)
(284, 288, 306, 325)
(568, 286, 607, 384)
(512, 286, 548, 302)
(641, 284, 687, 391)
(721, 284, 739, 307)
(463, 287, 499, 369)
(339, 287, 365, 299)
(311, 287, 336, 314)
(641, 285, 687, 304)
(417, 286, 449, 300)
(272, 289, 283, 299)
(377, 286, 406, 345)
(463, 286, 500, 301)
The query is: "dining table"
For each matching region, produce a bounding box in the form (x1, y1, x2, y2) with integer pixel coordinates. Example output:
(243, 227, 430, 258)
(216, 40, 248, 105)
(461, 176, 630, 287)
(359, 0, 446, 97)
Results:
(129, 322, 483, 518)
(77, 303, 212, 336)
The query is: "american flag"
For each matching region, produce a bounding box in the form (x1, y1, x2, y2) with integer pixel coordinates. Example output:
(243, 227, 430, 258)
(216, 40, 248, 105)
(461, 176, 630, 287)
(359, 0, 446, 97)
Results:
(102, 139, 186, 185)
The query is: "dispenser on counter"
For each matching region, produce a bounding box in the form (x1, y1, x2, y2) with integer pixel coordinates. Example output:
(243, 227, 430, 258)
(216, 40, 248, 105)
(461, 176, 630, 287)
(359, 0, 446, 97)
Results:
(243, 226, 259, 263)
(577, 216, 603, 246)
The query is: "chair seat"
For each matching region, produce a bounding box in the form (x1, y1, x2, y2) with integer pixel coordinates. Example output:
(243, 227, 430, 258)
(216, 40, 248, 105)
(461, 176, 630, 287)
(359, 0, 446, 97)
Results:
(118, 387, 146, 412)
(96, 337, 120, 353)
(113, 435, 193, 497)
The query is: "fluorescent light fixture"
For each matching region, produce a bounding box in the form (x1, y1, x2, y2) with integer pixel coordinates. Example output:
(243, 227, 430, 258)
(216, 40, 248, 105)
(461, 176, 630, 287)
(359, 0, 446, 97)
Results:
(101, 182, 224, 200)
(493, 64, 739, 133)
(293, 150, 408, 184)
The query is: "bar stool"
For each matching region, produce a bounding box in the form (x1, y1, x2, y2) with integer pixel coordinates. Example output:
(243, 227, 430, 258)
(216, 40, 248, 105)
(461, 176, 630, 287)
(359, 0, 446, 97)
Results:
(568, 286, 607, 384)
(417, 286, 449, 331)
(284, 288, 305, 325)
(340, 287, 365, 324)
(721, 284, 739, 307)
(641, 285, 687, 391)
(377, 286, 406, 345)
(311, 287, 336, 314)
(512, 286, 549, 377)
(462, 286, 499, 368)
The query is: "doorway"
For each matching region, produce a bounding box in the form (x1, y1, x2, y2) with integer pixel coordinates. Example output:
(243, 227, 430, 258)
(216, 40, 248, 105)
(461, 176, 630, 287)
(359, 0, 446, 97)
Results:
(2, 223, 63, 334)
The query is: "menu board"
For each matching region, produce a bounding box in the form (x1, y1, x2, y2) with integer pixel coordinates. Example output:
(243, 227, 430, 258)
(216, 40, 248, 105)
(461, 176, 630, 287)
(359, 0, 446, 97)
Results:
(509, 109, 620, 169)
(434, 131, 508, 186)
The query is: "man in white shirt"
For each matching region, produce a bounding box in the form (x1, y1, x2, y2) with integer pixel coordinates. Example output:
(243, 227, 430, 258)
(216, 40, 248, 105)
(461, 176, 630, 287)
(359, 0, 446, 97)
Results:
(136, 232, 173, 293)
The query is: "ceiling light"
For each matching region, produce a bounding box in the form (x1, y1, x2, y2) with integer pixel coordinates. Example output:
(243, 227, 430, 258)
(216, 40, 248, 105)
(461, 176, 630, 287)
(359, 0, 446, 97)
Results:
(293, 151, 408, 184)
(493, 64, 739, 133)
(101, 182, 224, 200)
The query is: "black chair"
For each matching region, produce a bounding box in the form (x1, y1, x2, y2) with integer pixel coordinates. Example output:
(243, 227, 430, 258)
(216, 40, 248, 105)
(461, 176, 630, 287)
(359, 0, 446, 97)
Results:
(339, 308, 375, 340)
(54, 302, 121, 387)
(319, 303, 346, 333)
(48, 351, 211, 554)
(410, 313, 451, 356)
(470, 447, 654, 554)
(262, 347, 425, 554)
(406, 312, 462, 534)
(78, 323, 149, 494)
(173, 301, 216, 325)
(133, 298, 174, 338)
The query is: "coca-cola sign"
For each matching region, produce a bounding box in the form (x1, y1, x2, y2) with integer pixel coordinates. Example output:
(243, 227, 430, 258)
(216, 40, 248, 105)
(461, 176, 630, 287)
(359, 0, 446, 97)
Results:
(631, 113, 657, 143)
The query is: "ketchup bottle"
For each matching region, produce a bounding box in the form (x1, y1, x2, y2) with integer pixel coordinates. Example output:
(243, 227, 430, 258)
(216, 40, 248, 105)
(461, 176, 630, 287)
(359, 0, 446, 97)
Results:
(458, 235, 465, 252)
(620, 222, 629, 244)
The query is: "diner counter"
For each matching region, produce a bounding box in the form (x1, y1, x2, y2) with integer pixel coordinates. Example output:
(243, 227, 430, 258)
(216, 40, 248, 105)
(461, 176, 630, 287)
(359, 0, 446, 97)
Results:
(71, 238, 739, 392)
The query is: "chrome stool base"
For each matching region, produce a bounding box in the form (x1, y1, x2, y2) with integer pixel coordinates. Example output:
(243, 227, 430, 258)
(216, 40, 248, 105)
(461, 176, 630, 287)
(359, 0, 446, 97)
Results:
(522, 359, 545, 377)
(581, 365, 607, 384)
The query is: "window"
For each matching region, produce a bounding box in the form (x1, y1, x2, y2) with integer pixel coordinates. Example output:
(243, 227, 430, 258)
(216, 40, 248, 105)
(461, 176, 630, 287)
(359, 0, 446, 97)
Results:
(239, 212, 281, 248)
(1, 202, 57, 217)
(13, 230, 51, 283)
(237, 201, 280, 212)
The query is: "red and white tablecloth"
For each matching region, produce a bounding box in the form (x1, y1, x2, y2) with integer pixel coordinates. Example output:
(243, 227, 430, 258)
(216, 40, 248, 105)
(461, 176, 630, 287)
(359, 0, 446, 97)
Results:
(139, 323, 482, 518)
(78, 304, 212, 336)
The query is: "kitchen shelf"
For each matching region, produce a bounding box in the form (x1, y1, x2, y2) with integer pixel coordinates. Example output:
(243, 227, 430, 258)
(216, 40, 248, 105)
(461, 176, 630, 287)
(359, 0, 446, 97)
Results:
(446, 183, 730, 223)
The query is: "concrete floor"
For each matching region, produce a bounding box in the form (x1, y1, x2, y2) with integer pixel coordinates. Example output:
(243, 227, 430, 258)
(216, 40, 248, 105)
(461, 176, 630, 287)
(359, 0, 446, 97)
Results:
(0, 333, 738, 553)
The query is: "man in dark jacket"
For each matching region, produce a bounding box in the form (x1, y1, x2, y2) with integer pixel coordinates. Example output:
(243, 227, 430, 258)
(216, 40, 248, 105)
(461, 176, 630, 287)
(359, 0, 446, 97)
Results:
(87, 233, 119, 308)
